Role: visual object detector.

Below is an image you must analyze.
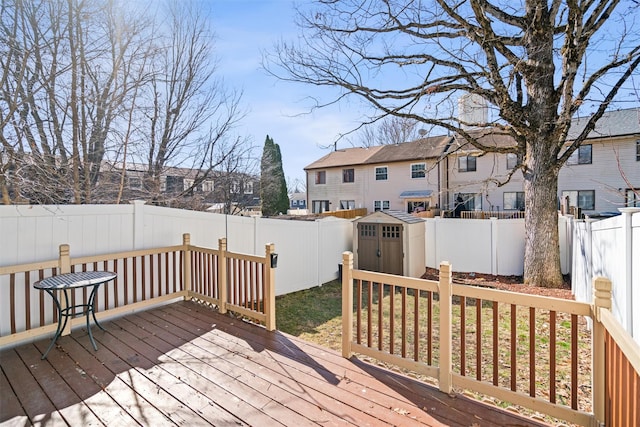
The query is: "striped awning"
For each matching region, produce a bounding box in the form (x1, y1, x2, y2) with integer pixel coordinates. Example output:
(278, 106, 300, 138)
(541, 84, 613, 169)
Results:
(399, 190, 433, 199)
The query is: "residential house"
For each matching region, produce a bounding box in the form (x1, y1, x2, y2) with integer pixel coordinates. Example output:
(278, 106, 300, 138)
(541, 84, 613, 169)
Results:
(446, 108, 640, 214)
(305, 108, 640, 217)
(101, 163, 260, 213)
(304, 136, 453, 214)
(289, 190, 307, 211)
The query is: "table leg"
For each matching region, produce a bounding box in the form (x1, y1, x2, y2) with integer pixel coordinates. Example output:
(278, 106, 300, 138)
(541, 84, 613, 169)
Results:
(40, 289, 70, 360)
(86, 283, 104, 351)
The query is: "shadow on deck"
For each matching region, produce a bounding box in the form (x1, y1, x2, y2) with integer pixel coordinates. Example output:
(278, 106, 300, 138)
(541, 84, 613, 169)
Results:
(1, 300, 549, 426)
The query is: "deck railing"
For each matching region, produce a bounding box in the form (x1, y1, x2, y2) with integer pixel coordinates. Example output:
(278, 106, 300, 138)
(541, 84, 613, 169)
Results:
(341, 252, 640, 427)
(461, 210, 525, 219)
(0, 234, 276, 349)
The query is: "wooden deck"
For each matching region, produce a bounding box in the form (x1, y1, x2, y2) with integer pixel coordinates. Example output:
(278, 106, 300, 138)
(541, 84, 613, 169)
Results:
(1, 300, 550, 427)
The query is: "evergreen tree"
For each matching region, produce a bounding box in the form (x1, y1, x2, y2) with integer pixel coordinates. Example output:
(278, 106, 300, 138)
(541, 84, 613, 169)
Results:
(260, 135, 289, 216)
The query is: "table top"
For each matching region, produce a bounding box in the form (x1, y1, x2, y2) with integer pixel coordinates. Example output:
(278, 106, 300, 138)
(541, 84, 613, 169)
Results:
(34, 271, 117, 290)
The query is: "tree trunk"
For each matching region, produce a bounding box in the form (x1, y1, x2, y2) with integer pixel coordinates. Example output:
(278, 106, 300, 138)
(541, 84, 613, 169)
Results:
(523, 148, 564, 288)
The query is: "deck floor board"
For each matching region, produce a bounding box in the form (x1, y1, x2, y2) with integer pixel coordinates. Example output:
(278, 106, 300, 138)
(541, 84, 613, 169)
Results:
(1, 300, 549, 427)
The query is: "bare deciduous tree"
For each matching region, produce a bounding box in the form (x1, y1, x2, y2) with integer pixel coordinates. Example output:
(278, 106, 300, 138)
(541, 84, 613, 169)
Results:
(355, 116, 424, 147)
(266, 0, 640, 287)
(1, 0, 253, 210)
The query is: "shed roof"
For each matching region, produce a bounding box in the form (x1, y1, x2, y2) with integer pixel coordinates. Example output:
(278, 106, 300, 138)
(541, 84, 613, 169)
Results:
(356, 210, 425, 224)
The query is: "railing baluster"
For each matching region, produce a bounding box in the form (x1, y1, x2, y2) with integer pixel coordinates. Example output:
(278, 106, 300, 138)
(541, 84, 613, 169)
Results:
(571, 313, 578, 409)
(530, 306, 536, 397)
(510, 304, 517, 391)
(476, 298, 482, 381)
(550, 310, 557, 403)
(356, 279, 362, 345)
(142, 255, 147, 301)
(493, 301, 498, 386)
(414, 288, 419, 362)
(427, 290, 432, 365)
(389, 285, 396, 354)
(367, 281, 372, 348)
(24, 272, 30, 331)
(39, 270, 45, 327)
(10, 273, 16, 334)
(378, 282, 383, 351)
(401, 286, 407, 358)
(461, 295, 466, 376)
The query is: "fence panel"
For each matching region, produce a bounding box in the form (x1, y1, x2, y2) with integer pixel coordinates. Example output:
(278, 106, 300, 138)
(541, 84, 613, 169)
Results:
(1, 204, 354, 296)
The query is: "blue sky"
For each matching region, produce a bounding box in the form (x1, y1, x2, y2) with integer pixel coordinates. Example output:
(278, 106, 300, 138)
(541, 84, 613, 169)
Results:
(208, 0, 362, 188)
(206, 1, 640, 188)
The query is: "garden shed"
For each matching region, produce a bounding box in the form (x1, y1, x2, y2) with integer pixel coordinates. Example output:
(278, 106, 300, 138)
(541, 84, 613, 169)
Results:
(352, 210, 426, 278)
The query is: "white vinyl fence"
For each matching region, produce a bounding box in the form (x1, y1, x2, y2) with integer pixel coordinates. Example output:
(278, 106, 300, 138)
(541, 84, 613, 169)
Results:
(571, 208, 640, 344)
(0, 202, 353, 296)
(424, 215, 573, 276)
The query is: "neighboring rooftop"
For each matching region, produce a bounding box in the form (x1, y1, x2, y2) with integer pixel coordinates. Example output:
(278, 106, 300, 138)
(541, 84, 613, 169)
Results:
(304, 107, 640, 170)
(304, 135, 452, 170)
(568, 107, 640, 140)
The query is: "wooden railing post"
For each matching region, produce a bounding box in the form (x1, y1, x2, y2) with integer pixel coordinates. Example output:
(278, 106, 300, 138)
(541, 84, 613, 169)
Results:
(218, 238, 228, 314)
(592, 276, 612, 427)
(183, 234, 192, 300)
(58, 244, 72, 336)
(342, 252, 354, 359)
(264, 243, 276, 331)
(438, 261, 453, 394)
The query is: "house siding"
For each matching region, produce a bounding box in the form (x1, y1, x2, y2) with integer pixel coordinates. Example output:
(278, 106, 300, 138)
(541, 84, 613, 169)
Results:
(305, 109, 639, 216)
(558, 136, 639, 213)
(308, 160, 442, 213)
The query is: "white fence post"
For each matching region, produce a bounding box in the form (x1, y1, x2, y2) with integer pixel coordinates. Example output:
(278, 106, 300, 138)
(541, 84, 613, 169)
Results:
(490, 217, 498, 275)
(619, 207, 639, 337)
(131, 200, 146, 250)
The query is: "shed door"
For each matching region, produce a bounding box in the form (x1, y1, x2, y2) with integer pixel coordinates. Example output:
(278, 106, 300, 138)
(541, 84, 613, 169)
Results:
(357, 223, 403, 275)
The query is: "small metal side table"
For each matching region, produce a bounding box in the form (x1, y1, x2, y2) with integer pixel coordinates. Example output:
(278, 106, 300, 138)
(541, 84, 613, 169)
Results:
(34, 271, 117, 359)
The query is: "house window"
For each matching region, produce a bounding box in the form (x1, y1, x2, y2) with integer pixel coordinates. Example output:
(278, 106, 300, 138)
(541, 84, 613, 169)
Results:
(506, 153, 518, 169)
(315, 171, 326, 184)
(230, 181, 240, 194)
(503, 192, 525, 210)
(375, 166, 388, 181)
(183, 178, 194, 191)
(458, 155, 477, 172)
(411, 163, 426, 179)
(343, 168, 355, 183)
(243, 181, 253, 194)
(312, 200, 330, 213)
(408, 201, 429, 213)
(457, 193, 479, 211)
(129, 177, 142, 189)
(567, 144, 592, 165)
(340, 200, 355, 210)
(562, 190, 595, 210)
(373, 200, 390, 211)
(636, 140, 640, 161)
(202, 180, 214, 192)
(626, 189, 639, 207)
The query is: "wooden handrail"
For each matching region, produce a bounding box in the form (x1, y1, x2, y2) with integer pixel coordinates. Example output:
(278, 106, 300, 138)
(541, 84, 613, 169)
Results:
(339, 255, 623, 427)
(0, 236, 276, 349)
